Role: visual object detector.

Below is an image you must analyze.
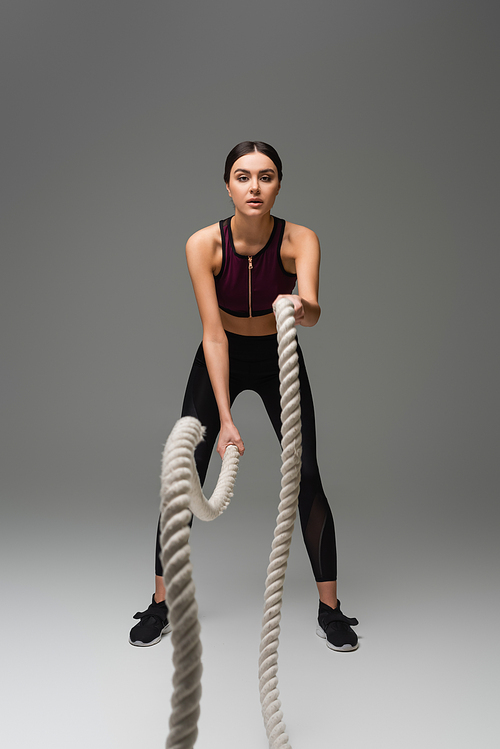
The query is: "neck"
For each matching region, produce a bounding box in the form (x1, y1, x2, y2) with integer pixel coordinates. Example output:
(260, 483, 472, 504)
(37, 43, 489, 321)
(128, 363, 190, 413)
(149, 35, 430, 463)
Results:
(231, 210, 274, 246)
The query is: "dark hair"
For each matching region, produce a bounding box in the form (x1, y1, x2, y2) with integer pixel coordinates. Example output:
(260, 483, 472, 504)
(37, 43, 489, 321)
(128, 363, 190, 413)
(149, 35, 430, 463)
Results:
(224, 141, 283, 183)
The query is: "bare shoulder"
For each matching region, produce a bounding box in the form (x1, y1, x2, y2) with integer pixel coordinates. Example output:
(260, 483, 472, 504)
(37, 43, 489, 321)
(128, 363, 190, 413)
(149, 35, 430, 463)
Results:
(186, 222, 220, 254)
(185, 222, 221, 272)
(285, 221, 319, 242)
(282, 221, 320, 259)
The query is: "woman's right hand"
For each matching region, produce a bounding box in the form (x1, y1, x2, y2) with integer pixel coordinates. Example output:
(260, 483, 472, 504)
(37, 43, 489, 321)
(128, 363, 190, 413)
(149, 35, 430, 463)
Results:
(217, 421, 245, 459)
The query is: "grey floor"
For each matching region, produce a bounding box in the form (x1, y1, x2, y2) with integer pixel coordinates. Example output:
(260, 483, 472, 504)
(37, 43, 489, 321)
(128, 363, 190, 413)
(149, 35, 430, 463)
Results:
(3, 473, 498, 749)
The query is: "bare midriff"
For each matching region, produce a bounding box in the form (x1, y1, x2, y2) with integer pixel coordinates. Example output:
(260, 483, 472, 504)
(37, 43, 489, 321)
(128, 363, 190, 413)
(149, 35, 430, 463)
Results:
(220, 309, 277, 336)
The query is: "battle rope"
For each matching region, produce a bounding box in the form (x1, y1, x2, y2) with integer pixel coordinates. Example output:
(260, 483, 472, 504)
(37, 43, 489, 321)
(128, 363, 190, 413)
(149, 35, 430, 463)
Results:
(258, 298, 302, 749)
(159, 297, 301, 749)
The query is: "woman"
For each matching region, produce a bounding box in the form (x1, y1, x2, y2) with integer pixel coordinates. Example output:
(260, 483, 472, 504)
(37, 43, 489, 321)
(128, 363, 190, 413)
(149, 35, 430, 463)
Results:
(129, 141, 359, 651)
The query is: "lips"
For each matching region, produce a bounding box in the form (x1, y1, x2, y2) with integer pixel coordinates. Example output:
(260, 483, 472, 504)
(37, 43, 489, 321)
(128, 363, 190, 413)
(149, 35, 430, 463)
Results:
(247, 199, 263, 204)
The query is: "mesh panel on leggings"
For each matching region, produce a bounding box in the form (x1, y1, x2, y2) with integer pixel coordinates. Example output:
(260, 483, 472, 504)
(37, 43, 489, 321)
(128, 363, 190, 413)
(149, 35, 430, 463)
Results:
(300, 491, 337, 582)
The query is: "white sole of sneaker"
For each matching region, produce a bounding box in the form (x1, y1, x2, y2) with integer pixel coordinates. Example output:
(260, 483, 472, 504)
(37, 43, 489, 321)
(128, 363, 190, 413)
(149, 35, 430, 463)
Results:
(316, 625, 359, 652)
(129, 623, 172, 647)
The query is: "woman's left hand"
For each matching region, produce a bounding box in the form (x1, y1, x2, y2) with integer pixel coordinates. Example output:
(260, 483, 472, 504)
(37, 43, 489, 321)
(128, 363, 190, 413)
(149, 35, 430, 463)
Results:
(273, 294, 305, 325)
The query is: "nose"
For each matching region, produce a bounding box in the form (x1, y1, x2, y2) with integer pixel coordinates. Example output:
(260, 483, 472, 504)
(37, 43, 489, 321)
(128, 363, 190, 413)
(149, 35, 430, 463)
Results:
(249, 178, 260, 193)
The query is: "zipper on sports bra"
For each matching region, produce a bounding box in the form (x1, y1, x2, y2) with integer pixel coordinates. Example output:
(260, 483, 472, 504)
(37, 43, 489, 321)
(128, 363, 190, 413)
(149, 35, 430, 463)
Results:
(248, 256, 253, 317)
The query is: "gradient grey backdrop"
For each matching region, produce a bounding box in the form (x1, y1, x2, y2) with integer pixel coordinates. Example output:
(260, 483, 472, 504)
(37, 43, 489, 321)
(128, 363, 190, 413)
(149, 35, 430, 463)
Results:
(2, 2, 499, 747)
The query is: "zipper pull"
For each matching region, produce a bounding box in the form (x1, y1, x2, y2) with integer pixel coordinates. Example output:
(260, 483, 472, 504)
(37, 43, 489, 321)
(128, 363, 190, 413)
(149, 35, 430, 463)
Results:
(248, 256, 253, 270)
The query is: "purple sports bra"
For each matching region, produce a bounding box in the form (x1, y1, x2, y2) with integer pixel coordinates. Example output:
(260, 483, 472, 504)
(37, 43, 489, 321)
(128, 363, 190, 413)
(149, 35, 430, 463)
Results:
(215, 216, 297, 318)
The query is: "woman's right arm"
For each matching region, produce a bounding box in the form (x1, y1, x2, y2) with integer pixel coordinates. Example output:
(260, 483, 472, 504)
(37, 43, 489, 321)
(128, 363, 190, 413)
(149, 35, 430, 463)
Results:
(185, 228, 245, 457)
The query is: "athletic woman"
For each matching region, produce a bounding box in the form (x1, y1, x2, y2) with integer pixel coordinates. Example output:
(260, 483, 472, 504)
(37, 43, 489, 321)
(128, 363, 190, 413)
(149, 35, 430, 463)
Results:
(129, 141, 359, 651)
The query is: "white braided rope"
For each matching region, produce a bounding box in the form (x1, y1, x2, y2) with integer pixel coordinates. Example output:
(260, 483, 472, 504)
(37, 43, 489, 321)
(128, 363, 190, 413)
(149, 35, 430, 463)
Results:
(159, 420, 240, 749)
(259, 298, 301, 748)
(159, 297, 300, 749)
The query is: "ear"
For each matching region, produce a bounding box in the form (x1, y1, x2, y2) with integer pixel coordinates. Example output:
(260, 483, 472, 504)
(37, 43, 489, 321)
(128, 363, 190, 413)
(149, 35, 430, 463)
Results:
(225, 182, 232, 199)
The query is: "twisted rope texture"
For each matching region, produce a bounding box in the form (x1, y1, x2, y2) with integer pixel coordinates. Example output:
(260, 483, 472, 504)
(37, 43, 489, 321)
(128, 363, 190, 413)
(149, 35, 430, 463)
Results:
(160, 418, 239, 748)
(159, 298, 300, 749)
(259, 298, 301, 748)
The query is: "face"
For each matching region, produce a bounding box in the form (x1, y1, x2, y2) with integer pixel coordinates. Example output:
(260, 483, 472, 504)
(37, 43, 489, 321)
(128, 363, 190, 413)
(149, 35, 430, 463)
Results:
(226, 151, 281, 215)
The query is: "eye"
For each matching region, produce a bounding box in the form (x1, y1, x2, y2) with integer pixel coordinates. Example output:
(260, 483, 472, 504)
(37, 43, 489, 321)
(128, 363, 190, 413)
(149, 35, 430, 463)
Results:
(237, 175, 248, 181)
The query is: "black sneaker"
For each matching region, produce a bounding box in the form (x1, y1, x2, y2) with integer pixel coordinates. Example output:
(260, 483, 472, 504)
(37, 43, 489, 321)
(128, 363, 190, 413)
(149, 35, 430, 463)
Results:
(129, 595, 172, 647)
(316, 600, 359, 652)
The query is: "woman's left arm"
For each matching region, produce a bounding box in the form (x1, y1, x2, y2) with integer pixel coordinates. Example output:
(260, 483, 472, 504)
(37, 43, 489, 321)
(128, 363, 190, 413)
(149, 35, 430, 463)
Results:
(274, 225, 321, 327)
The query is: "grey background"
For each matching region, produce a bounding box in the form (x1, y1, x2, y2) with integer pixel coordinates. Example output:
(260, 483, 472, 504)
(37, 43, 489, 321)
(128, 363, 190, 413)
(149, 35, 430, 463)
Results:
(1, 2, 499, 747)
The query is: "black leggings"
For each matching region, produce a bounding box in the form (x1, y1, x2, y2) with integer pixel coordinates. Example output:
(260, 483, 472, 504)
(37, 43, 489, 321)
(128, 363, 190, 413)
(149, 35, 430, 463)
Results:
(156, 331, 337, 582)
